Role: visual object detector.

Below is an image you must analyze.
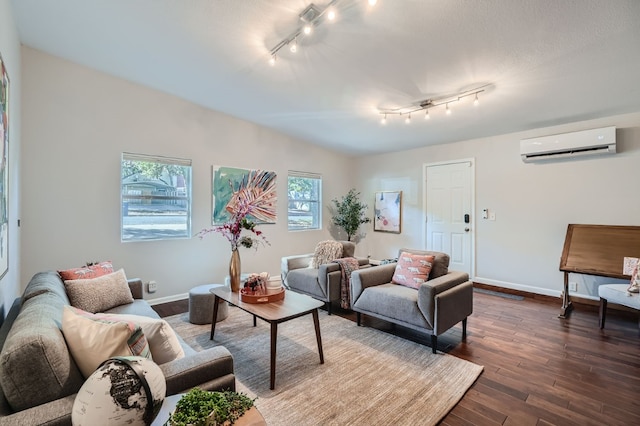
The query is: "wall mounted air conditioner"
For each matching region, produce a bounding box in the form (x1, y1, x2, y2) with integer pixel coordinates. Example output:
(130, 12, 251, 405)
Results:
(520, 126, 616, 163)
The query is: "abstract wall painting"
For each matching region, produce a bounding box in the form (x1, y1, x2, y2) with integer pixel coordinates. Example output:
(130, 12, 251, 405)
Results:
(0, 54, 9, 279)
(212, 166, 277, 225)
(374, 191, 402, 233)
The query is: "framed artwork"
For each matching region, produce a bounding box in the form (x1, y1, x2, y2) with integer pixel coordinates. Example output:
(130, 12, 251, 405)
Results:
(0, 54, 9, 279)
(374, 191, 402, 233)
(212, 166, 277, 225)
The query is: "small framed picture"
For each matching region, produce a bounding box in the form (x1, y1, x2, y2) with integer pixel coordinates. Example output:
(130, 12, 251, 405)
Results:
(374, 191, 402, 233)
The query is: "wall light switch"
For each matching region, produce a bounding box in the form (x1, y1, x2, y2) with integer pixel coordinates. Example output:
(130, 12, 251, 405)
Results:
(489, 211, 496, 221)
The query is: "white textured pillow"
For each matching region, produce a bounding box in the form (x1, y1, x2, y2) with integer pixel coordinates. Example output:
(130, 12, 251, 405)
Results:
(64, 269, 134, 313)
(311, 241, 344, 268)
(98, 313, 185, 364)
(61, 306, 152, 378)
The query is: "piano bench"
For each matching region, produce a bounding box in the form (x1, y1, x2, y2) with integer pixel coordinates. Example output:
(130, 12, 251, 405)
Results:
(598, 284, 640, 329)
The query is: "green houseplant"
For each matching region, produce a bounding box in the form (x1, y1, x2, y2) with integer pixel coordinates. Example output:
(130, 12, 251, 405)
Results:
(168, 388, 255, 426)
(331, 189, 371, 241)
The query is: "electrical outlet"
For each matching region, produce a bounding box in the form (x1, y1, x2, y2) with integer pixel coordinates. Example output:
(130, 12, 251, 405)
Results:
(148, 280, 158, 293)
(569, 282, 577, 292)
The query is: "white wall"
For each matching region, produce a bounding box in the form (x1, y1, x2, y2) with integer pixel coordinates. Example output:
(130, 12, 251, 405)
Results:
(0, 0, 22, 318)
(20, 47, 353, 302)
(355, 114, 640, 299)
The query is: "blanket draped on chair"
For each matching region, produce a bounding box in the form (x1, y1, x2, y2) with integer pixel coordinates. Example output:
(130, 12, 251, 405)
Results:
(334, 257, 360, 309)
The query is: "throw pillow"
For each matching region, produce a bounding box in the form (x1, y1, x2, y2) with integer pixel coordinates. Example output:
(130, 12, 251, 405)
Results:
(311, 240, 344, 268)
(61, 306, 152, 378)
(629, 262, 640, 293)
(95, 313, 185, 364)
(392, 252, 436, 289)
(64, 268, 134, 313)
(58, 261, 114, 281)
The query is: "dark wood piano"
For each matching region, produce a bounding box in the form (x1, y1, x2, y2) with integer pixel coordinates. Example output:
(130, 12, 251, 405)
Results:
(559, 224, 640, 318)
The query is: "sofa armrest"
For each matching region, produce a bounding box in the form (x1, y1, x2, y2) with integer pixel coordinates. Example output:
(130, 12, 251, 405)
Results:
(281, 254, 313, 286)
(417, 271, 470, 329)
(128, 278, 144, 299)
(159, 346, 235, 395)
(0, 394, 75, 426)
(350, 263, 397, 303)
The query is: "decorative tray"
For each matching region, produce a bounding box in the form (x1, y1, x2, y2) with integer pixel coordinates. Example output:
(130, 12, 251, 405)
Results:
(239, 286, 286, 304)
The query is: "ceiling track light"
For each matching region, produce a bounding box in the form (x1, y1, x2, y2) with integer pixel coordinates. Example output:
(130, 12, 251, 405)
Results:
(268, 1, 377, 65)
(381, 113, 387, 125)
(377, 84, 489, 121)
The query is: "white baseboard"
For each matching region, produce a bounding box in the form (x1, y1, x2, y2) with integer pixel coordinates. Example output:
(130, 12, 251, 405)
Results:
(473, 277, 601, 302)
(473, 277, 561, 298)
(146, 292, 188, 306)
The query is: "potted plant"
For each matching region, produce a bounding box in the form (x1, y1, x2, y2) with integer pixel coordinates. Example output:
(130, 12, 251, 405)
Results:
(168, 388, 255, 426)
(331, 189, 371, 241)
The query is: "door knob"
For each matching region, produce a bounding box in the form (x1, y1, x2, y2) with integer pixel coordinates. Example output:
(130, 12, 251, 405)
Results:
(464, 227, 470, 232)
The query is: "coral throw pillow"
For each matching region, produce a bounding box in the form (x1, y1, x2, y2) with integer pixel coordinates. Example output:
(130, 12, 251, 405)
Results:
(61, 306, 151, 378)
(58, 261, 114, 281)
(392, 252, 435, 289)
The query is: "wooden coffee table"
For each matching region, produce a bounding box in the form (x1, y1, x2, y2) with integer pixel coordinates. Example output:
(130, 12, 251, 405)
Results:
(210, 287, 325, 390)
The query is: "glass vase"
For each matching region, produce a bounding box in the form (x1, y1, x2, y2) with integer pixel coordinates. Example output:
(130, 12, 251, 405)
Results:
(229, 249, 241, 292)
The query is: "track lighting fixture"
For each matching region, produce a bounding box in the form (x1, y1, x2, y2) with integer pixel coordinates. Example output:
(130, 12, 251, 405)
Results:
(381, 114, 387, 125)
(405, 114, 411, 124)
(268, 1, 377, 65)
(377, 84, 489, 123)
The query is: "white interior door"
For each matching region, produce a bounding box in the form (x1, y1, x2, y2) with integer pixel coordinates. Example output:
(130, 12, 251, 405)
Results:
(424, 160, 474, 277)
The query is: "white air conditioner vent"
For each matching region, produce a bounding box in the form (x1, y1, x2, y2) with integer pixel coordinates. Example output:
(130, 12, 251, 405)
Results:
(520, 126, 616, 163)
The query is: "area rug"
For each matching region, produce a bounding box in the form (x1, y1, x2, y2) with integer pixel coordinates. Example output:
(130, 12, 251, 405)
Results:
(166, 307, 483, 426)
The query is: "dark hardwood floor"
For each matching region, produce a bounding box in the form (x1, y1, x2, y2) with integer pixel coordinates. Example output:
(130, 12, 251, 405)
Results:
(153, 288, 640, 425)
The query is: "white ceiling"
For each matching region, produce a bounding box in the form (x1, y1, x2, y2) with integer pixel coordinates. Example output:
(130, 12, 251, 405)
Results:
(10, 0, 640, 155)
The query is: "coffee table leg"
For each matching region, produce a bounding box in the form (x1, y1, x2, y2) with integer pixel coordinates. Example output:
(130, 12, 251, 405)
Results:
(270, 322, 277, 390)
(312, 309, 324, 364)
(210, 295, 220, 340)
(253, 315, 257, 327)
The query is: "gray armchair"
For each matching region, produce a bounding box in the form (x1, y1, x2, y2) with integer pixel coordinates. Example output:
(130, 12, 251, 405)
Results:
(350, 248, 473, 353)
(281, 241, 370, 314)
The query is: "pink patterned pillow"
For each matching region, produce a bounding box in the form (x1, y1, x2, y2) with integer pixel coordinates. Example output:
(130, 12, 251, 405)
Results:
(392, 252, 435, 289)
(58, 261, 114, 281)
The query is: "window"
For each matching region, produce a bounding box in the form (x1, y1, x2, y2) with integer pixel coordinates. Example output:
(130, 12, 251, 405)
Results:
(288, 171, 321, 231)
(121, 153, 192, 242)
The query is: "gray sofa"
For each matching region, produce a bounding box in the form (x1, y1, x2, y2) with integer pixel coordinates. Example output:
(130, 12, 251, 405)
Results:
(0, 271, 235, 425)
(281, 241, 370, 314)
(350, 249, 473, 353)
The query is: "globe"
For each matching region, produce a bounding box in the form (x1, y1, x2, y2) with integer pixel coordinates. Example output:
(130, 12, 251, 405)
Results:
(72, 356, 166, 426)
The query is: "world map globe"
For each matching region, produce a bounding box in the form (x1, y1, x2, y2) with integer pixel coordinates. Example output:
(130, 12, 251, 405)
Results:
(72, 356, 166, 426)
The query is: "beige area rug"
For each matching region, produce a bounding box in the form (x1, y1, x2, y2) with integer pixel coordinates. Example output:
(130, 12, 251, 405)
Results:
(166, 307, 483, 426)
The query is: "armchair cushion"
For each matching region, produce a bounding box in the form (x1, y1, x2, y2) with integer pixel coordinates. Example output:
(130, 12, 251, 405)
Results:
(392, 252, 435, 288)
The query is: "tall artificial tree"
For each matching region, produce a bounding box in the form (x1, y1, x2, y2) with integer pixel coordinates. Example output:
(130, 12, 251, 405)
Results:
(331, 189, 371, 241)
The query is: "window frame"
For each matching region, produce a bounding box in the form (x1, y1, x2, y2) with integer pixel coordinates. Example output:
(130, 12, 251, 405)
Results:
(121, 152, 192, 242)
(287, 171, 322, 231)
